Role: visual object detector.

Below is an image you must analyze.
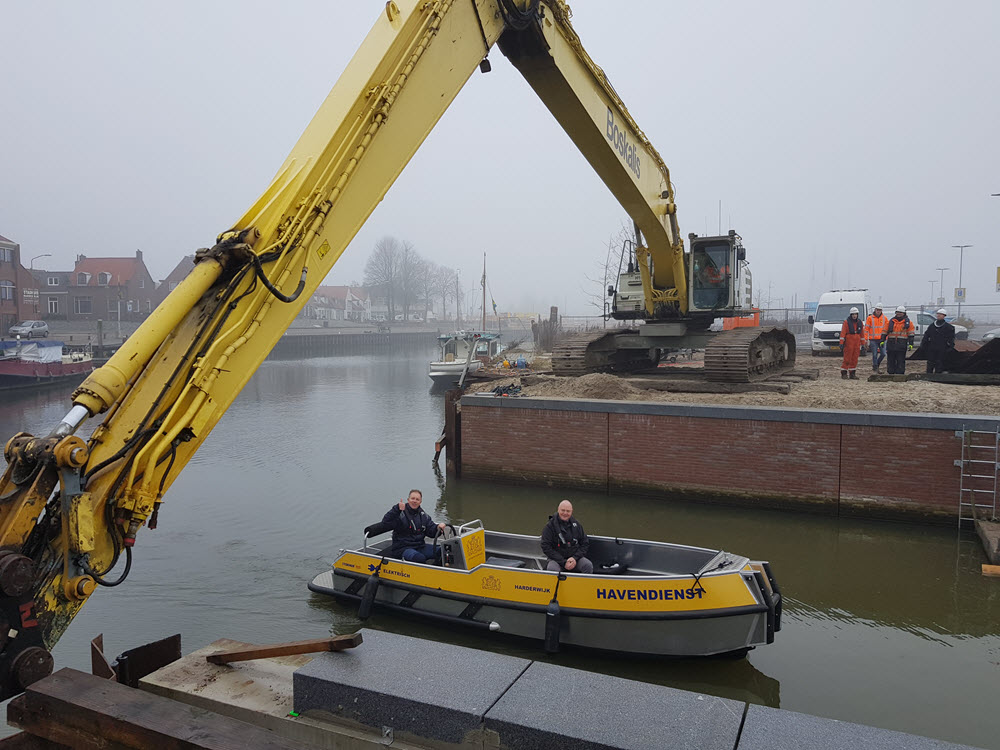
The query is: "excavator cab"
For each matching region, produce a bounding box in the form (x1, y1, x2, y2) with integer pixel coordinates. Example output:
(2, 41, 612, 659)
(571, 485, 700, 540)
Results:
(688, 232, 747, 313)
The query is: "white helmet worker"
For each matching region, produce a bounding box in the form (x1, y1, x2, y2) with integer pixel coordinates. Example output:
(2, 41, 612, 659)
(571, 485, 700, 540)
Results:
(849, 307, 859, 314)
(874, 302, 883, 310)
(896, 305, 907, 313)
(936, 308, 947, 316)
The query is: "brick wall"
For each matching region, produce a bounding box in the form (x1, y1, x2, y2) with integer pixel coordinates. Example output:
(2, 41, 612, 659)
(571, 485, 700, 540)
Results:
(458, 397, 998, 524)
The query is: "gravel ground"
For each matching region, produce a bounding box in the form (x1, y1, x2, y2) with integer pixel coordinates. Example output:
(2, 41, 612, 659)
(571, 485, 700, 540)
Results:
(470, 350, 1000, 416)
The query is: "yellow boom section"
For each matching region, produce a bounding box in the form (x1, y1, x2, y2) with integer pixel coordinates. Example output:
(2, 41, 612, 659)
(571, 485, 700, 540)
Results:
(0, 0, 686, 698)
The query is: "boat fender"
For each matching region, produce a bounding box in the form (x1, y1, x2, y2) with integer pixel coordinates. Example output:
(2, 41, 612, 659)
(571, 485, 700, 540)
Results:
(358, 559, 385, 621)
(599, 560, 628, 576)
(544, 573, 566, 654)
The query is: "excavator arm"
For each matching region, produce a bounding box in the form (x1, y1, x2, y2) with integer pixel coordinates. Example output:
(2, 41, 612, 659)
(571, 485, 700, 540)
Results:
(0, 0, 685, 697)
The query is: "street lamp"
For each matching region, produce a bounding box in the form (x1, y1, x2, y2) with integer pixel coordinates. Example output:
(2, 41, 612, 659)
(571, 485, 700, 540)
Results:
(935, 267, 948, 306)
(29, 253, 51, 270)
(928, 280, 936, 305)
(952, 245, 972, 318)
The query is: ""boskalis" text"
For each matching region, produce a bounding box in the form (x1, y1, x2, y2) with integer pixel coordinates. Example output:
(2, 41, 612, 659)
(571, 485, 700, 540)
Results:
(606, 108, 641, 179)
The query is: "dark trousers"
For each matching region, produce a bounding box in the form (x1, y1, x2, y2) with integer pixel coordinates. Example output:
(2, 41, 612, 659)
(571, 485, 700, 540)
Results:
(886, 349, 906, 375)
(926, 356, 945, 374)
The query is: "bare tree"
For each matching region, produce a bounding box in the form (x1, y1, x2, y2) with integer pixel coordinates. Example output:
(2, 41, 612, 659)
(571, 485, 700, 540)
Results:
(364, 236, 402, 320)
(430, 265, 456, 323)
(398, 241, 422, 320)
(583, 222, 633, 319)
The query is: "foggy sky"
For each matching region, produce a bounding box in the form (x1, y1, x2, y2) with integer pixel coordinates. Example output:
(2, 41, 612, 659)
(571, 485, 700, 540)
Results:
(1, 1, 998, 317)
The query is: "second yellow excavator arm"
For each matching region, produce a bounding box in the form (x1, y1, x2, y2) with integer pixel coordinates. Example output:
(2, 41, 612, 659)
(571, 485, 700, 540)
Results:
(0, 0, 684, 698)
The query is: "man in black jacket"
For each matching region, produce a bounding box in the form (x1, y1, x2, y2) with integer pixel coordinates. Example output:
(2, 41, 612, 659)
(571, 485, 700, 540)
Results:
(365, 489, 446, 563)
(540, 500, 593, 574)
(924, 308, 956, 374)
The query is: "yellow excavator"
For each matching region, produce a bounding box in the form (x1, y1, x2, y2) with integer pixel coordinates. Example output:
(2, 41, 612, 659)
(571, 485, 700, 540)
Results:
(0, 0, 792, 698)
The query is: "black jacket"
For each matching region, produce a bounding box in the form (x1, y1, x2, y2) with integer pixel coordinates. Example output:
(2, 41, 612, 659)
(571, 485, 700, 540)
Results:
(923, 320, 955, 355)
(374, 504, 439, 557)
(540, 515, 590, 565)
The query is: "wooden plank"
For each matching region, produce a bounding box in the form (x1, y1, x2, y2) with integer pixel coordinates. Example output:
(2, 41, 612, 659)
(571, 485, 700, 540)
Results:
(8, 669, 314, 750)
(786, 368, 820, 380)
(626, 377, 790, 394)
(0, 732, 71, 749)
(983, 564, 1000, 577)
(205, 633, 362, 665)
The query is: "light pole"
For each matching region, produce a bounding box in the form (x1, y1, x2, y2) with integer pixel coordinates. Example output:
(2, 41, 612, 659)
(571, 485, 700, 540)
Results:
(928, 280, 936, 305)
(935, 267, 948, 307)
(952, 245, 972, 319)
(28, 254, 50, 316)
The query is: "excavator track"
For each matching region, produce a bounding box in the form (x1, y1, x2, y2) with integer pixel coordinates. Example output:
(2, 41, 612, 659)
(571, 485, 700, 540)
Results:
(552, 330, 658, 376)
(703, 327, 797, 383)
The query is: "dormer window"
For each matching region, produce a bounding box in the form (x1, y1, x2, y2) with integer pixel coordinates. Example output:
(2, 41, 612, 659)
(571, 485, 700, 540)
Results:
(98, 272, 111, 286)
(77, 272, 91, 285)
(47, 276, 59, 286)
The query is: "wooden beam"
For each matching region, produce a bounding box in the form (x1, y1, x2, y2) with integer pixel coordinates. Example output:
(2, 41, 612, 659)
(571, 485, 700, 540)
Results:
(8, 669, 314, 750)
(0, 733, 70, 749)
(205, 633, 362, 665)
(983, 564, 1000, 578)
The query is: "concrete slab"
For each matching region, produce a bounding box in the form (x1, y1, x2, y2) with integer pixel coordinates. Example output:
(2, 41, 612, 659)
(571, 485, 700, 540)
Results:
(484, 661, 743, 750)
(975, 519, 1000, 564)
(293, 629, 531, 745)
(738, 704, 985, 750)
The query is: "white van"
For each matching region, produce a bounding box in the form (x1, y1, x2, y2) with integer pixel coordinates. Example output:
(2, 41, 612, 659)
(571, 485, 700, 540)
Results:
(809, 289, 871, 355)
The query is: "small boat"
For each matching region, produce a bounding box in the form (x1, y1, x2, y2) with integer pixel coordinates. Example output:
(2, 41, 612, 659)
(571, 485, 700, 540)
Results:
(428, 331, 502, 388)
(0, 340, 94, 391)
(309, 520, 781, 657)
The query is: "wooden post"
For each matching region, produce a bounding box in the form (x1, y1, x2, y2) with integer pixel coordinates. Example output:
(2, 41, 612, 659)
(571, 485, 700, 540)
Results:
(444, 388, 461, 477)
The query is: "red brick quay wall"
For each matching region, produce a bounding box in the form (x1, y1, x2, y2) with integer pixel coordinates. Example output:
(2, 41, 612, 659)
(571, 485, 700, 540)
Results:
(458, 395, 1000, 524)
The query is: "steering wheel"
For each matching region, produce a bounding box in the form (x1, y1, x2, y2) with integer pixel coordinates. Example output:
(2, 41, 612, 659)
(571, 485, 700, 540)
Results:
(432, 524, 457, 563)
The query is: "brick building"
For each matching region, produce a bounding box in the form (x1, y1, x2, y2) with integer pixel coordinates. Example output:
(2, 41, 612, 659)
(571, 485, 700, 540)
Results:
(58, 251, 157, 323)
(154, 255, 196, 309)
(0, 234, 43, 332)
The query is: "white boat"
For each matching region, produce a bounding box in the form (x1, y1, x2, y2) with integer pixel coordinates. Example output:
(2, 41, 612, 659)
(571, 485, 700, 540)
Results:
(428, 331, 502, 387)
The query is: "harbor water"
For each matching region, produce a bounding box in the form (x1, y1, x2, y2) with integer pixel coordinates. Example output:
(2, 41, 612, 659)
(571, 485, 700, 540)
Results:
(0, 348, 997, 748)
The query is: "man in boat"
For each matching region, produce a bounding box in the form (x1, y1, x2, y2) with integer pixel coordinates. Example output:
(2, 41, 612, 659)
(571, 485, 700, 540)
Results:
(366, 489, 446, 564)
(541, 500, 593, 574)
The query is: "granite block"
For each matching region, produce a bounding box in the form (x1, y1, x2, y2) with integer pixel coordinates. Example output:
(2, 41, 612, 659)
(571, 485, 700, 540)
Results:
(293, 629, 529, 744)
(484, 661, 743, 750)
(738, 704, 984, 750)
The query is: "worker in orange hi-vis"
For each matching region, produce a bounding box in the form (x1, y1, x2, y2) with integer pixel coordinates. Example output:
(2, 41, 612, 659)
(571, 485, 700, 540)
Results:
(839, 307, 865, 380)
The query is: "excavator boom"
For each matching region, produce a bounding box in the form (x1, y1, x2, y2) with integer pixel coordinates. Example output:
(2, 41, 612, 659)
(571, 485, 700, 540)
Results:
(0, 0, 709, 698)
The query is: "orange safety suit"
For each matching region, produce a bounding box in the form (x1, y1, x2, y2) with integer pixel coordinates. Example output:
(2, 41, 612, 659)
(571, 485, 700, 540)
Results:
(865, 311, 889, 345)
(839, 316, 864, 375)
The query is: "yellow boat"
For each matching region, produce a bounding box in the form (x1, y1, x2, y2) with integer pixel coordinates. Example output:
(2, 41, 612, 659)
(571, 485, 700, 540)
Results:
(309, 521, 781, 657)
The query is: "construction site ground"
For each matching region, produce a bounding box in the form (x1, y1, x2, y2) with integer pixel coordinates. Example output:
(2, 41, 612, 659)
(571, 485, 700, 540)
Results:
(470, 350, 1000, 416)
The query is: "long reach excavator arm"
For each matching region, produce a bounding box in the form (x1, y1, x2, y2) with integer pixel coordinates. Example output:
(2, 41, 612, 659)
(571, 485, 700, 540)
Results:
(0, 0, 697, 697)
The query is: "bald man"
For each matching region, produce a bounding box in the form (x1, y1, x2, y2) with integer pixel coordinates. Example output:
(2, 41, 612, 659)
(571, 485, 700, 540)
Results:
(540, 500, 593, 574)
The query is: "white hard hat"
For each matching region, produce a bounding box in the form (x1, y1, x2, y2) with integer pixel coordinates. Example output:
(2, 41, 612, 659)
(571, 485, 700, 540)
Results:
(936, 308, 947, 315)
(874, 302, 883, 310)
(896, 305, 906, 313)
(849, 307, 859, 314)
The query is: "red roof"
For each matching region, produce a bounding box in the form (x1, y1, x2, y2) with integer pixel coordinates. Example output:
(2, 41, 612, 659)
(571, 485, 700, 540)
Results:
(73, 257, 141, 286)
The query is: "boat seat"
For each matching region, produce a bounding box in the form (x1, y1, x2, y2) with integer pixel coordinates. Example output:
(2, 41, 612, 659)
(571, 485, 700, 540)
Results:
(486, 556, 525, 568)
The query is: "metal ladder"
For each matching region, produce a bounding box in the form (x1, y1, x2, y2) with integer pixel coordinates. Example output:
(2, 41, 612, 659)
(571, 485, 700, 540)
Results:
(955, 427, 1000, 527)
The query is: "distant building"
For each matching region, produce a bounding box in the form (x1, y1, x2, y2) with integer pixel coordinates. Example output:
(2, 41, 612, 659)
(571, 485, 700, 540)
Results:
(30, 268, 72, 320)
(0, 234, 43, 331)
(61, 250, 156, 323)
(301, 285, 372, 322)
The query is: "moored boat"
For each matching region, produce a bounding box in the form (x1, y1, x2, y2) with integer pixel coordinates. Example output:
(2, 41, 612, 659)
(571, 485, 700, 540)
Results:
(309, 520, 781, 657)
(0, 340, 94, 391)
(428, 331, 502, 388)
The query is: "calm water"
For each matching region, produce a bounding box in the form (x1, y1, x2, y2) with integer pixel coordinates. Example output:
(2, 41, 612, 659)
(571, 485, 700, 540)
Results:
(1, 350, 997, 749)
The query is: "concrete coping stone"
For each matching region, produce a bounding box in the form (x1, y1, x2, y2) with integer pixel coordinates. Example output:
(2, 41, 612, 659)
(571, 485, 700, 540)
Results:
(737, 704, 985, 750)
(483, 660, 744, 750)
(463, 393, 1000, 432)
(292, 629, 530, 744)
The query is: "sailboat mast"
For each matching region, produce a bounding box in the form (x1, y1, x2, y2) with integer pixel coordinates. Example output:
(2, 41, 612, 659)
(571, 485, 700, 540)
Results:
(481, 252, 486, 332)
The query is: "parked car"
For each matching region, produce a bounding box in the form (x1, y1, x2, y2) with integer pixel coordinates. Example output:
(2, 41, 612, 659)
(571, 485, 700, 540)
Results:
(7, 320, 49, 338)
(981, 328, 1000, 342)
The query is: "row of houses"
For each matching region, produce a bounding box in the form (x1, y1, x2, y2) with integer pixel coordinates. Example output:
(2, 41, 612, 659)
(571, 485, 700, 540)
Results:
(1, 233, 443, 333)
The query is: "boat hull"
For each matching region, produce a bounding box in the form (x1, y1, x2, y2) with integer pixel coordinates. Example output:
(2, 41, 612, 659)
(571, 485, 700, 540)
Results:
(309, 532, 780, 657)
(0, 359, 93, 391)
(428, 359, 482, 387)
